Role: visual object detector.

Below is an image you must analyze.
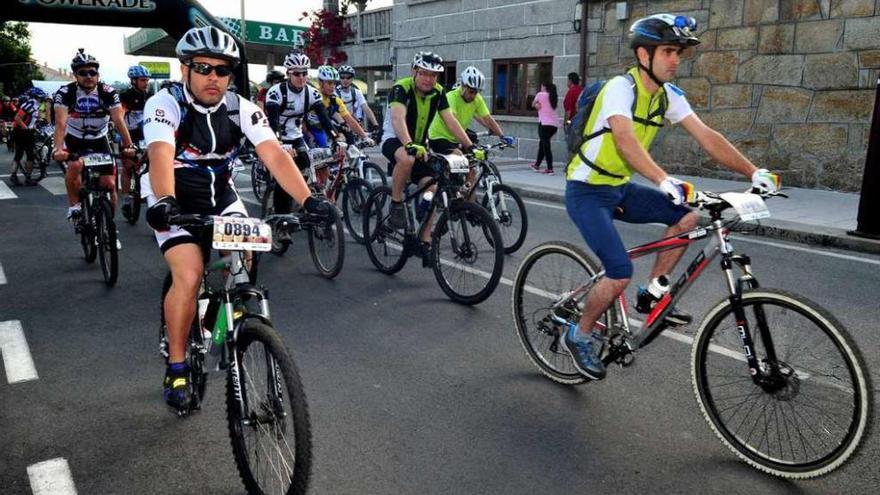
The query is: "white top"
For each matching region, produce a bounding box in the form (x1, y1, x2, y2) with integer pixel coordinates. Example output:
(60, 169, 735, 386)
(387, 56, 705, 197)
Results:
(265, 82, 322, 140)
(596, 76, 693, 126)
(336, 85, 367, 120)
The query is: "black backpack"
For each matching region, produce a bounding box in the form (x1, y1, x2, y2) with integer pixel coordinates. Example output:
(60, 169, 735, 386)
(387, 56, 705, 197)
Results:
(565, 73, 667, 178)
(166, 82, 243, 159)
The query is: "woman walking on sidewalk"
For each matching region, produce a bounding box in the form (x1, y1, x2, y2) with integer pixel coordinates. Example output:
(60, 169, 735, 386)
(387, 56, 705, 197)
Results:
(531, 81, 562, 175)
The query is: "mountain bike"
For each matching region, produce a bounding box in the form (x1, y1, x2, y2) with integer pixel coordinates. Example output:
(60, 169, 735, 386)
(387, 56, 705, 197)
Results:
(363, 151, 504, 305)
(68, 150, 119, 287)
(511, 190, 872, 478)
(259, 155, 346, 280)
(120, 143, 147, 225)
(157, 214, 311, 494)
(460, 141, 527, 254)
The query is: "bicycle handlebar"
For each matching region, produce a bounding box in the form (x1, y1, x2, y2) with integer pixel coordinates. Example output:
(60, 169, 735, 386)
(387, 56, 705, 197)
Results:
(688, 189, 788, 209)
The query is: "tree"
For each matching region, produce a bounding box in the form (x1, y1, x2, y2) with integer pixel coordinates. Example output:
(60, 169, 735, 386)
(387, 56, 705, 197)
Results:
(0, 22, 44, 97)
(299, 0, 371, 66)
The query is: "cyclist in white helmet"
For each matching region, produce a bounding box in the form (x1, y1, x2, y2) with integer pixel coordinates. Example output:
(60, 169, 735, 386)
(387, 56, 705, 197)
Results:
(381, 51, 474, 233)
(313, 65, 373, 146)
(142, 26, 331, 413)
(335, 65, 378, 131)
(265, 51, 342, 217)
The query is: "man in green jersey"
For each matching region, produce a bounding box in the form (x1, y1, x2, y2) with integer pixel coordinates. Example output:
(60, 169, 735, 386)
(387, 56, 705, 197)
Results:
(427, 66, 514, 155)
(380, 51, 474, 230)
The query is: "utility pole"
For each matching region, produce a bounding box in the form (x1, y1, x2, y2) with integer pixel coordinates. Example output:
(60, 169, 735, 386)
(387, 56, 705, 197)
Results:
(849, 75, 880, 239)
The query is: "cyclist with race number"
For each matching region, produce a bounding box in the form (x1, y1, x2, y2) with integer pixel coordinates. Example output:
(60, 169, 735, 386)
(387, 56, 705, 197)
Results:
(314, 65, 374, 144)
(381, 51, 474, 233)
(336, 65, 379, 131)
(561, 14, 781, 380)
(53, 49, 135, 222)
(265, 52, 342, 218)
(119, 64, 151, 219)
(142, 27, 331, 412)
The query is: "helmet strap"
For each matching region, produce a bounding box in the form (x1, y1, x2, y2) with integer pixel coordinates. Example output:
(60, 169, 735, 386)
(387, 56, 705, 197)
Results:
(637, 46, 665, 89)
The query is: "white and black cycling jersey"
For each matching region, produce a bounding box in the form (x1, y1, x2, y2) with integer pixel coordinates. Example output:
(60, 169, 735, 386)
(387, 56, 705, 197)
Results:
(336, 85, 367, 121)
(54, 82, 120, 139)
(265, 82, 323, 141)
(142, 84, 275, 212)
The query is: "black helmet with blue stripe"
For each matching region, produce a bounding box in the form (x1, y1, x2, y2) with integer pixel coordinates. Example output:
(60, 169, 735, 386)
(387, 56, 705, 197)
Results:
(629, 14, 700, 49)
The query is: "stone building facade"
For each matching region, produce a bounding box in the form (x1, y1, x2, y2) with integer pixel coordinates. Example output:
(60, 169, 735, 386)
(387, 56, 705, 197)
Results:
(347, 0, 880, 191)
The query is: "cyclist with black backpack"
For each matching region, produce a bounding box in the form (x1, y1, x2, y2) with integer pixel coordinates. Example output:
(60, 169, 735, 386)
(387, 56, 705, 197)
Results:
(142, 27, 331, 412)
(561, 14, 781, 380)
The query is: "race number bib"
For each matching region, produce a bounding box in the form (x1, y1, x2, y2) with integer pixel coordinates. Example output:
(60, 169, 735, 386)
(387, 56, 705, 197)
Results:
(212, 216, 272, 252)
(720, 192, 770, 222)
(444, 154, 470, 174)
(82, 153, 114, 167)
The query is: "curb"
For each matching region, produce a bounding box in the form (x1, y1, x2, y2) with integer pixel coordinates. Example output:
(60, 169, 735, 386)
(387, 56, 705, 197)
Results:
(507, 184, 880, 256)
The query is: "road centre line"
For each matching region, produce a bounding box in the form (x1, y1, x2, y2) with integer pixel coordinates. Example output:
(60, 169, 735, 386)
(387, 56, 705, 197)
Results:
(0, 261, 6, 285)
(0, 321, 39, 384)
(0, 181, 17, 200)
(27, 458, 78, 495)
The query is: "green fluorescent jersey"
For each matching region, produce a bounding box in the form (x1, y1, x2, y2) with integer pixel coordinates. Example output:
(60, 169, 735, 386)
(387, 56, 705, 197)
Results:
(428, 87, 489, 143)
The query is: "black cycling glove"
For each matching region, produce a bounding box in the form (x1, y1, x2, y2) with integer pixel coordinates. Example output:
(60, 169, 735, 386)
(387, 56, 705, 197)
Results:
(146, 195, 180, 232)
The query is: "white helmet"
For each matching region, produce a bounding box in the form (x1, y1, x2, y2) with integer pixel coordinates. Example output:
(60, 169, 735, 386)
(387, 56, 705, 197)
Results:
(317, 65, 339, 82)
(460, 66, 485, 91)
(412, 51, 444, 73)
(283, 52, 311, 70)
(176, 26, 241, 66)
(71, 48, 100, 70)
(338, 65, 355, 77)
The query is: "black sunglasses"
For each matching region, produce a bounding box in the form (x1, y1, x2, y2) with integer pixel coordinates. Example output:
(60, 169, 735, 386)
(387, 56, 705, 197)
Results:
(289, 71, 308, 77)
(339, 75, 352, 80)
(188, 62, 233, 77)
(76, 70, 98, 77)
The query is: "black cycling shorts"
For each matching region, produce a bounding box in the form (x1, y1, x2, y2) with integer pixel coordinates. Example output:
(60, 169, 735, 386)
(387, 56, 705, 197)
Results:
(12, 128, 35, 162)
(428, 139, 460, 155)
(382, 137, 434, 183)
(64, 135, 115, 175)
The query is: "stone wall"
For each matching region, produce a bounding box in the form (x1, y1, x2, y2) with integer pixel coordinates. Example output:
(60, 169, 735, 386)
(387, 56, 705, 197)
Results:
(587, 0, 879, 191)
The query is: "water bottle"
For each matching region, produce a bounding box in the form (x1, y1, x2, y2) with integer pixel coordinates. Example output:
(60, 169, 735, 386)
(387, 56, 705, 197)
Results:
(416, 191, 434, 221)
(209, 301, 231, 366)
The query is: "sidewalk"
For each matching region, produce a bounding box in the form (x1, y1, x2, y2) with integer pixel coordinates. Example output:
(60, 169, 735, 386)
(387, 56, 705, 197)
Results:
(491, 159, 880, 255)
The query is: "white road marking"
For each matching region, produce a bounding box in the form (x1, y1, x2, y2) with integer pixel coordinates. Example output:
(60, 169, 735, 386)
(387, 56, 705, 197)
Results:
(0, 320, 38, 384)
(27, 458, 78, 495)
(39, 177, 68, 196)
(0, 261, 6, 285)
(522, 199, 880, 265)
(0, 181, 17, 200)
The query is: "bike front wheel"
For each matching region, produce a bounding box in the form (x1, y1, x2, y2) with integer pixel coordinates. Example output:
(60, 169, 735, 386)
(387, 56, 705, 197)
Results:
(361, 160, 387, 188)
(340, 177, 371, 244)
(363, 185, 408, 274)
(78, 193, 97, 263)
(227, 320, 312, 495)
(251, 158, 268, 203)
(480, 183, 528, 254)
(692, 288, 872, 479)
(95, 197, 118, 286)
(430, 200, 504, 305)
(512, 241, 616, 385)
(307, 206, 345, 279)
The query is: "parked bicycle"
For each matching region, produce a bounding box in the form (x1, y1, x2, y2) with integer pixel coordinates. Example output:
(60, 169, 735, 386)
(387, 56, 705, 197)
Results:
(511, 190, 872, 478)
(157, 214, 312, 494)
(68, 150, 119, 286)
(363, 151, 504, 305)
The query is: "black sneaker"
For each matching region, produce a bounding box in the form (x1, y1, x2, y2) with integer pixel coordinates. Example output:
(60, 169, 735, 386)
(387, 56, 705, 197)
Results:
(635, 286, 693, 327)
(121, 200, 132, 220)
(559, 324, 607, 380)
(418, 241, 432, 268)
(9, 174, 20, 186)
(388, 201, 407, 230)
(163, 363, 193, 416)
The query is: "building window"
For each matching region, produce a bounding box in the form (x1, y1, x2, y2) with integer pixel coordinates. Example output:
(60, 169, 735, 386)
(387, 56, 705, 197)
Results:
(492, 58, 553, 116)
(441, 61, 457, 90)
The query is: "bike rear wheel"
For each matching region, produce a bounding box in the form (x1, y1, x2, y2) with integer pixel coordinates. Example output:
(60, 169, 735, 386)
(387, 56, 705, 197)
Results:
(431, 200, 504, 305)
(363, 185, 408, 274)
(261, 182, 290, 255)
(251, 158, 268, 203)
(692, 289, 872, 478)
(227, 320, 312, 495)
(512, 241, 614, 385)
(306, 205, 345, 279)
(341, 177, 371, 243)
(480, 183, 528, 254)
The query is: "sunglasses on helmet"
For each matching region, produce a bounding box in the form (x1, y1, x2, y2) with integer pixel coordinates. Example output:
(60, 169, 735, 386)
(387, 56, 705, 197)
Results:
(188, 62, 233, 77)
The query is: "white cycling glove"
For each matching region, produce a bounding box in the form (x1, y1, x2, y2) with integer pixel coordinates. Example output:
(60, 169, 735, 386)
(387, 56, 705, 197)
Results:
(659, 177, 694, 206)
(751, 168, 780, 193)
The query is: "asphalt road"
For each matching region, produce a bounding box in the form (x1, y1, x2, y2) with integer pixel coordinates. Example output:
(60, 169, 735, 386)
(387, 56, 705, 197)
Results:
(1, 153, 878, 494)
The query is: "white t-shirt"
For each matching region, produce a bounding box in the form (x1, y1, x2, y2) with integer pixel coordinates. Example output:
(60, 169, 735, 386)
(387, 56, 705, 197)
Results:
(265, 82, 322, 141)
(594, 76, 694, 128)
(336, 85, 367, 121)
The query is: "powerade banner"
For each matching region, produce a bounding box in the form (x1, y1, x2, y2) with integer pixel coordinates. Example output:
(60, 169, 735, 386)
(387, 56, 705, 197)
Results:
(4, 0, 250, 96)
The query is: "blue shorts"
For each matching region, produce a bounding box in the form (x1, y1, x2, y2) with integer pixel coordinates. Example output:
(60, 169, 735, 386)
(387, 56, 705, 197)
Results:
(565, 180, 691, 279)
